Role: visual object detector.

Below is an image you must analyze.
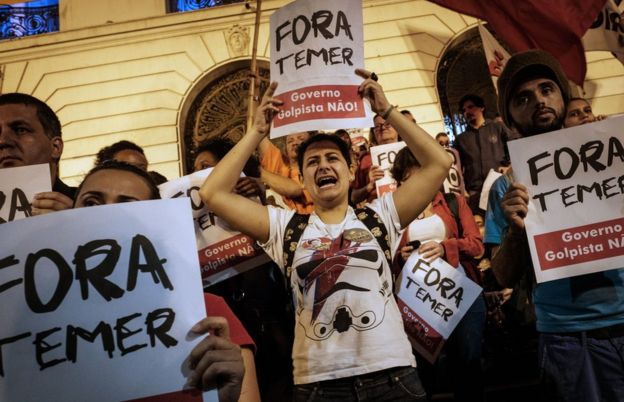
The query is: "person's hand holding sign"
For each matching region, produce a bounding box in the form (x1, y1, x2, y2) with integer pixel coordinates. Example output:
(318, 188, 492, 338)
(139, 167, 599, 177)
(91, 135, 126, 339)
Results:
(501, 182, 530, 234)
(32, 191, 73, 215)
(355, 69, 391, 114)
(189, 316, 245, 402)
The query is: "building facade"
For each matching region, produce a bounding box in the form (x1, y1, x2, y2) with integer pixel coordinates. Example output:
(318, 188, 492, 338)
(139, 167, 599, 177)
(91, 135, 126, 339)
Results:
(1, 0, 622, 184)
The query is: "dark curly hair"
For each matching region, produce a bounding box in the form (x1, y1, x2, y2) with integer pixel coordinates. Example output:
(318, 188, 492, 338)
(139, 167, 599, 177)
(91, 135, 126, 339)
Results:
(95, 140, 146, 167)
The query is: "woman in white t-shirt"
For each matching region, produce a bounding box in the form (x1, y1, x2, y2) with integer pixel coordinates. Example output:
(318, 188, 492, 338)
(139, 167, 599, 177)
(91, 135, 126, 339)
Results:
(200, 70, 451, 401)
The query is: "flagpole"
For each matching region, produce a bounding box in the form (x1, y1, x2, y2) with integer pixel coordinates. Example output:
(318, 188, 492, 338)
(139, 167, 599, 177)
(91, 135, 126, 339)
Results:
(247, 0, 263, 131)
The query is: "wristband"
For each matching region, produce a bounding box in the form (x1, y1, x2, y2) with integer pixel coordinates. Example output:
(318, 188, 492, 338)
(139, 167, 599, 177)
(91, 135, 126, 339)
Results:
(380, 105, 395, 120)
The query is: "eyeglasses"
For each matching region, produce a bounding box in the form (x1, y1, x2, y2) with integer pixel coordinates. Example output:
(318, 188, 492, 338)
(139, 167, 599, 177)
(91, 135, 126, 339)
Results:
(373, 122, 392, 133)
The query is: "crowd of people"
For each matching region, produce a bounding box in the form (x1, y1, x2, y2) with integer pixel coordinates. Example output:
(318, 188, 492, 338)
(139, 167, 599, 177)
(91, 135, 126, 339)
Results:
(1, 47, 621, 402)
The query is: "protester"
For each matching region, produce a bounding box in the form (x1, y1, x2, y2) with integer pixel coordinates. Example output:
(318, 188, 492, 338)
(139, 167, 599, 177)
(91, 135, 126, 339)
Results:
(0, 93, 75, 214)
(73, 160, 261, 402)
(94, 140, 148, 171)
(390, 147, 486, 401)
(351, 111, 405, 205)
(194, 137, 265, 201)
(563, 97, 606, 127)
(435, 132, 450, 147)
(193, 138, 295, 402)
(200, 70, 451, 401)
(257, 131, 314, 213)
(491, 49, 624, 402)
(453, 94, 516, 213)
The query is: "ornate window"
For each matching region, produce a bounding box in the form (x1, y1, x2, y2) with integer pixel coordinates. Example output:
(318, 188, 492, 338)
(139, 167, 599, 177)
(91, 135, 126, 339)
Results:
(166, 0, 245, 13)
(0, 0, 59, 40)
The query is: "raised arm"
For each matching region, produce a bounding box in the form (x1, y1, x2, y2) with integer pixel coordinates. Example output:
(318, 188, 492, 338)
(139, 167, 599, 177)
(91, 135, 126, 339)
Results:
(199, 82, 282, 243)
(260, 167, 305, 198)
(355, 69, 451, 227)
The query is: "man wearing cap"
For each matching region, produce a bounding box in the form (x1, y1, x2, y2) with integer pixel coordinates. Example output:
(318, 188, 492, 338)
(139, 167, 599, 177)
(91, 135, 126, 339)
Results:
(0, 93, 75, 214)
(490, 50, 624, 401)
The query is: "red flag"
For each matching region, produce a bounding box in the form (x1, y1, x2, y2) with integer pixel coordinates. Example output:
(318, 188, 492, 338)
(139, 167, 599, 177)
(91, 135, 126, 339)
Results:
(429, 0, 607, 85)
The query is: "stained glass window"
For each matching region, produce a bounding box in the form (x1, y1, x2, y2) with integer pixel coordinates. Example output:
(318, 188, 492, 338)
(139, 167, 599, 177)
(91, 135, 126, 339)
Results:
(0, 0, 59, 40)
(167, 0, 245, 13)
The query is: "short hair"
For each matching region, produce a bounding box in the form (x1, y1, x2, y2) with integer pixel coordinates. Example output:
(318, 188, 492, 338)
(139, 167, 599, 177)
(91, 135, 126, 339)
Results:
(296, 133, 352, 173)
(390, 147, 420, 184)
(0, 93, 62, 139)
(194, 137, 261, 177)
(74, 160, 161, 206)
(95, 140, 145, 166)
(435, 132, 449, 140)
(458, 94, 485, 111)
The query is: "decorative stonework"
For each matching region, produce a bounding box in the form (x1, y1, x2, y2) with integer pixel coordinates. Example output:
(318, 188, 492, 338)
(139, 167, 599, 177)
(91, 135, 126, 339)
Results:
(183, 64, 270, 173)
(226, 25, 250, 57)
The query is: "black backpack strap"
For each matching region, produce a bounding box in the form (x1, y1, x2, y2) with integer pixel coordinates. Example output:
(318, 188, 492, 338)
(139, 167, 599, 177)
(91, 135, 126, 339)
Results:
(283, 213, 310, 285)
(443, 192, 463, 238)
(354, 206, 392, 267)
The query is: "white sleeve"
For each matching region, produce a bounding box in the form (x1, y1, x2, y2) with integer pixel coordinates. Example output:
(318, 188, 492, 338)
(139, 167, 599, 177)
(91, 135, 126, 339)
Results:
(366, 192, 403, 255)
(257, 205, 296, 272)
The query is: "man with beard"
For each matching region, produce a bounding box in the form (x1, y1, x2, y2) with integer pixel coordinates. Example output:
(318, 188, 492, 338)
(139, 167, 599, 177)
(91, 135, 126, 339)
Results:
(454, 94, 515, 212)
(0, 93, 75, 215)
(491, 50, 624, 402)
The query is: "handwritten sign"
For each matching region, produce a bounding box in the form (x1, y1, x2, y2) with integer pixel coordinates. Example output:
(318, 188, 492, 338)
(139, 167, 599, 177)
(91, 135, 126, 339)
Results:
(395, 253, 481, 363)
(508, 116, 624, 282)
(159, 168, 269, 287)
(370, 141, 406, 196)
(0, 199, 216, 401)
(269, 0, 372, 138)
(0, 164, 51, 224)
(443, 147, 465, 196)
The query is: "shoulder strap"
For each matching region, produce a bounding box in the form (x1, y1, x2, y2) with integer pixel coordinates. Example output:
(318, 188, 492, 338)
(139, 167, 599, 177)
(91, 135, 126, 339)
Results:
(354, 206, 392, 267)
(283, 213, 310, 285)
(443, 192, 463, 238)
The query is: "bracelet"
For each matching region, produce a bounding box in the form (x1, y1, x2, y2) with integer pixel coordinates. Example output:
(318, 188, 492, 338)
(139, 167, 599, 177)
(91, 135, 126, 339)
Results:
(380, 105, 395, 120)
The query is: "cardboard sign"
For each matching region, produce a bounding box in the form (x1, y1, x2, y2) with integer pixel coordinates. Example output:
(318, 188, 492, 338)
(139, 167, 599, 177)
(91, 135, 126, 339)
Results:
(159, 169, 270, 287)
(508, 117, 624, 282)
(395, 253, 482, 363)
(369, 141, 406, 196)
(0, 199, 216, 401)
(0, 164, 51, 224)
(269, 0, 372, 138)
(443, 147, 465, 196)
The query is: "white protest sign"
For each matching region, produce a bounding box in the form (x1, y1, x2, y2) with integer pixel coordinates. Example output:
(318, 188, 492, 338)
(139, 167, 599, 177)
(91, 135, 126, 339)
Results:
(508, 116, 624, 283)
(370, 141, 406, 196)
(0, 199, 216, 402)
(395, 253, 482, 363)
(443, 147, 466, 196)
(0, 164, 51, 224)
(479, 169, 502, 211)
(269, 0, 372, 138)
(159, 168, 270, 287)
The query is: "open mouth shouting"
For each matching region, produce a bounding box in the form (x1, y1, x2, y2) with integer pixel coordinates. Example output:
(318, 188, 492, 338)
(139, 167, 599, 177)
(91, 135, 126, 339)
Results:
(316, 175, 338, 189)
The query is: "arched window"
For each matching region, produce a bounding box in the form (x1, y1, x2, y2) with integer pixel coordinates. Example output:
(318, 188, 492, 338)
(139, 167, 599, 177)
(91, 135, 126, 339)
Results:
(436, 26, 504, 142)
